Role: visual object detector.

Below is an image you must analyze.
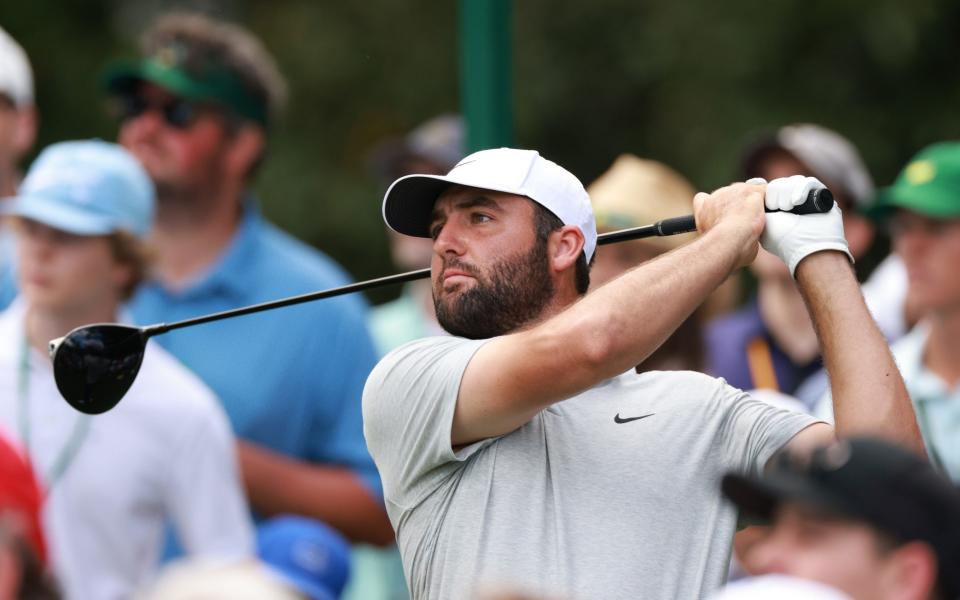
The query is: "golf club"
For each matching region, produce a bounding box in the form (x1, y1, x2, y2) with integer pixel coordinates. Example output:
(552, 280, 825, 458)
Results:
(49, 188, 833, 415)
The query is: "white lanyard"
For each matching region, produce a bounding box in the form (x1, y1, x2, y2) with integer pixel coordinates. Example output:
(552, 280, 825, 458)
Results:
(17, 335, 90, 492)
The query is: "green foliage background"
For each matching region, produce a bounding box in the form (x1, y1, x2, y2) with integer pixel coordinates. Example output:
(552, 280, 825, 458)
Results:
(4, 0, 960, 302)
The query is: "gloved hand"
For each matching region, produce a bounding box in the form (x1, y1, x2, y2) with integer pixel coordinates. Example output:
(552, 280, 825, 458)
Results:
(748, 175, 853, 277)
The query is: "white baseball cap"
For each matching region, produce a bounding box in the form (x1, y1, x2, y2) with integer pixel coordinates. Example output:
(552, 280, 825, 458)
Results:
(710, 575, 853, 600)
(382, 147, 598, 261)
(0, 26, 33, 107)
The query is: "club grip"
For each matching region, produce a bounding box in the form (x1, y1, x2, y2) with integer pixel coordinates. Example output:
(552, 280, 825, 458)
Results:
(655, 215, 697, 236)
(765, 188, 835, 215)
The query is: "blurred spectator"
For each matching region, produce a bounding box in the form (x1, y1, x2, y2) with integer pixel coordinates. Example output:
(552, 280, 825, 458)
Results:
(0, 140, 253, 599)
(0, 428, 58, 600)
(258, 516, 351, 600)
(366, 114, 464, 354)
(138, 560, 304, 600)
(816, 142, 960, 482)
(0, 517, 59, 600)
(104, 13, 391, 545)
(0, 27, 36, 199)
(707, 124, 905, 400)
(722, 437, 960, 600)
(0, 430, 45, 565)
(587, 154, 704, 372)
(0, 26, 38, 309)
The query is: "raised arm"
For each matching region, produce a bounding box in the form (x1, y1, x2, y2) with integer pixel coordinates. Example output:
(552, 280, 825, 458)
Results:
(785, 252, 924, 455)
(453, 183, 766, 445)
(753, 176, 925, 456)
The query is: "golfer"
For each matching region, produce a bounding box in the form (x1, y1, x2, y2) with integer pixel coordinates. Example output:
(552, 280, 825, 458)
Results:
(362, 148, 923, 599)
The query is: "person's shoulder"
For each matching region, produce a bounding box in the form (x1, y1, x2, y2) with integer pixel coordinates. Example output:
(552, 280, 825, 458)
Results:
(0, 303, 22, 363)
(253, 220, 354, 289)
(365, 336, 481, 395)
(128, 342, 225, 423)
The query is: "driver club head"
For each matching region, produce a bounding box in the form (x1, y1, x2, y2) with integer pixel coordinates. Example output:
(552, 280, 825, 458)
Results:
(50, 324, 149, 415)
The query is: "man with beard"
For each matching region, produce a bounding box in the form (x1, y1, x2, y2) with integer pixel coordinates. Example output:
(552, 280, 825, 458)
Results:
(103, 13, 391, 546)
(362, 148, 923, 599)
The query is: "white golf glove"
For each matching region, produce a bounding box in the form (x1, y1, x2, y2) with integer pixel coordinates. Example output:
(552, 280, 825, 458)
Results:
(747, 175, 853, 277)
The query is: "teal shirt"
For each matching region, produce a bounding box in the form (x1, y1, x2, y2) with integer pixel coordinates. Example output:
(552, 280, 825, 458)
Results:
(369, 286, 436, 357)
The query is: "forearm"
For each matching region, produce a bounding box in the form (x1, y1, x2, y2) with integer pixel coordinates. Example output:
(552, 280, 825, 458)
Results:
(460, 223, 748, 436)
(796, 252, 924, 454)
(553, 223, 748, 380)
(238, 441, 395, 546)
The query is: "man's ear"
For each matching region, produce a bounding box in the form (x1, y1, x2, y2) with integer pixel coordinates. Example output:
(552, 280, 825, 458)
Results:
(882, 541, 939, 600)
(549, 225, 585, 273)
(223, 124, 265, 180)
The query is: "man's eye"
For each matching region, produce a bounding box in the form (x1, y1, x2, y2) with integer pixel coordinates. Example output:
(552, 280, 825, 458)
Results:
(429, 224, 442, 240)
(472, 213, 492, 224)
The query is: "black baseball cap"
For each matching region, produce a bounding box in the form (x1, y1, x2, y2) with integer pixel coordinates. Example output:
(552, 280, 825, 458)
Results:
(722, 437, 960, 598)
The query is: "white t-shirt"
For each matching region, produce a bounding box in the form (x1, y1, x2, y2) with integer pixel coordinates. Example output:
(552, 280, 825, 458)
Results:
(363, 336, 817, 600)
(0, 302, 254, 600)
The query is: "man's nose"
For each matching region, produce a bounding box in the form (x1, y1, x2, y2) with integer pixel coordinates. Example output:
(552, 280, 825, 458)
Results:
(121, 106, 165, 139)
(433, 221, 465, 257)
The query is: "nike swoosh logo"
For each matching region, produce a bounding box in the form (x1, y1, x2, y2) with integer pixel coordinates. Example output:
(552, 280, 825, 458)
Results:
(614, 413, 655, 424)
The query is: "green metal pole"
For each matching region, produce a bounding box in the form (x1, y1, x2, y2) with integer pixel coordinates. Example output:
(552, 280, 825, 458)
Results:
(459, 0, 514, 151)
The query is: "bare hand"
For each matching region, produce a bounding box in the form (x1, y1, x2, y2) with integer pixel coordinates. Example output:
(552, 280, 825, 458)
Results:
(693, 182, 766, 268)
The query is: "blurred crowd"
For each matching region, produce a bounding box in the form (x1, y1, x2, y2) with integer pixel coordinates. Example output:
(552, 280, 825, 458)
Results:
(1, 10, 959, 600)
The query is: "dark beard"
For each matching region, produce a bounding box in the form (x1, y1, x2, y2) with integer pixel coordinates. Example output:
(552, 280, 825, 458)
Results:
(153, 179, 223, 228)
(434, 238, 555, 339)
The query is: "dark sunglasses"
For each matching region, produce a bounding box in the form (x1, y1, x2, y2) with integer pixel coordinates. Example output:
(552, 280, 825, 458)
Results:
(116, 94, 202, 129)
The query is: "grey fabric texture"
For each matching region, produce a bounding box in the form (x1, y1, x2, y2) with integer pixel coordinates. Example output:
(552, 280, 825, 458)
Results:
(363, 336, 817, 600)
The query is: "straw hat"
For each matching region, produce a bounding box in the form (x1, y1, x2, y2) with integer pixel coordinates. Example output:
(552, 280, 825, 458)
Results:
(588, 154, 697, 251)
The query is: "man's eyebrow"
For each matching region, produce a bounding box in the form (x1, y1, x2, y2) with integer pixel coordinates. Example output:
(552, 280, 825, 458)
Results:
(454, 195, 500, 210)
(430, 195, 501, 225)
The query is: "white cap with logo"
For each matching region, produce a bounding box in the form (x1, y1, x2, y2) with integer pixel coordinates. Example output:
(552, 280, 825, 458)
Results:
(382, 147, 598, 261)
(0, 26, 33, 107)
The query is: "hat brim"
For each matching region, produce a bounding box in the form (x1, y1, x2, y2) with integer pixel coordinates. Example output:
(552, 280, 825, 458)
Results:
(382, 172, 539, 238)
(3, 194, 127, 236)
(721, 472, 850, 522)
(382, 175, 458, 238)
(103, 59, 212, 103)
(867, 185, 960, 223)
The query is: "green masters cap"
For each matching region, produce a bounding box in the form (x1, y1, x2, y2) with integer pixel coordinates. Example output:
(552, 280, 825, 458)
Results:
(102, 40, 269, 127)
(873, 141, 960, 219)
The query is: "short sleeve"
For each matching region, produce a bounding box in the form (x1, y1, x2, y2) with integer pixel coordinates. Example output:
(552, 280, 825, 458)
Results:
(717, 384, 821, 476)
(362, 337, 489, 511)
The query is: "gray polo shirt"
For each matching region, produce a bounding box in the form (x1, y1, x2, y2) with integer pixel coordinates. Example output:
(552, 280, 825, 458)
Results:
(363, 336, 816, 600)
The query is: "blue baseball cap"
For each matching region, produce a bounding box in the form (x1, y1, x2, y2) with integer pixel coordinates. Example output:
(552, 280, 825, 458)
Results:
(256, 516, 351, 600)
(3, 140, 155, 239)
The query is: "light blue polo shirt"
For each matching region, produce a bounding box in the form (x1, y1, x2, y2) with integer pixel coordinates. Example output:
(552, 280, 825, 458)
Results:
(128, 203, 382, 497)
